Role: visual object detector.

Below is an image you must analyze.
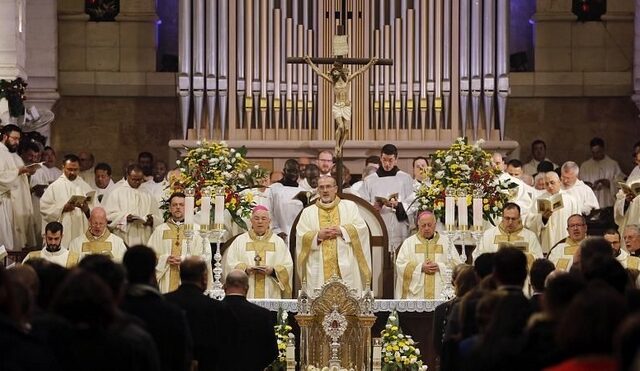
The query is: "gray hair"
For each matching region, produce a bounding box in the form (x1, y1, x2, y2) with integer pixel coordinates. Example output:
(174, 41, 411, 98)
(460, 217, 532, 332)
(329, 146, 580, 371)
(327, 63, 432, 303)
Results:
(624, 224, 640, 235)
(561, 161, 579, 175)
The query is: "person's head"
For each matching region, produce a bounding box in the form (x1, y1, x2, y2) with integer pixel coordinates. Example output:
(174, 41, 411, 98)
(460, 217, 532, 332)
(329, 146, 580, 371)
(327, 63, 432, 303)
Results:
(122, 245, 157, 286)
(380, 144, 398, 172)
(579, 236, 615, 274)
(491, 153, 506, 172)
(62, 154, 81, 181)
(590, 137, 606, 161)
(531, 139, 547, 161)
(42, 146, 57, 168)
(94, 162, 112, 189)
(543, 272, 585, 319)
(624, 225, 640, 254)
(493, 247, 527, 288)
(126, 164, 145, 189)
(500, 203, 521, 233)
(78, 151, 95, 171)
(544, 171, 561, 194)
(603, 229, 622, 254)
(362, 165, 378, 180)
(560, 161, 579, 188)
(179, 257, 208, 291)
(567, 214, 588, 242)
(305, 164, 321, 189)
(412, 157, 429, 181)
(224, 269, 250, 296)
(365, 155, 380, 168)
(250, 206, 271, 235)
(153, 160, 167, 183)
(330, 164, 352, 186)
(1, 124, 21, 152)
(454, 265, 479, 297)
(44, 222, 64, 251)
(534, 173, 546, 190)
(168, 192, 185, 222)
(89, 207, 108, 237)
(282, 159, 300, 183)
(537, 160, 555, 174)
(78, 254, 127, 304)
(18, 141, 40, 165)
(270, 170, 283, 183)
(474, 253, 495, 279)
(317, 176, 338, 204)
(634, 151, 640, 168)
(297, 157, 311, 175)
(317, 151, 334, 174)
(137, 151, 154, 176)
(506, 159, 524, 178)
(417, 211, 437, 240)
(530, 258, 555, 294)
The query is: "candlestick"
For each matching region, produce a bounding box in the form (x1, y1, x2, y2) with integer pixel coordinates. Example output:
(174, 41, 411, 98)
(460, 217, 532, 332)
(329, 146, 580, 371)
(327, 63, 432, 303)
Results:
(457, 189, 468, 229)
(185, 188, 195, 225)
(201, 187, 212, 225)
(214, 187, 225, 226)
(445, 187, 455, 227)
(472, 197, 483, 227)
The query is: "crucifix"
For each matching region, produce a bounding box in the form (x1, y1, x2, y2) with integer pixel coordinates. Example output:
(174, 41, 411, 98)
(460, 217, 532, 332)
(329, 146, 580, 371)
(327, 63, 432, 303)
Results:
(286, 0, 392, 192)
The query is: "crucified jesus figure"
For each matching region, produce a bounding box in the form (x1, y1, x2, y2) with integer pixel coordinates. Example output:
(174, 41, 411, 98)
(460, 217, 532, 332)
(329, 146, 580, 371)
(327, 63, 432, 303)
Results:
(303, 55, 378, 158)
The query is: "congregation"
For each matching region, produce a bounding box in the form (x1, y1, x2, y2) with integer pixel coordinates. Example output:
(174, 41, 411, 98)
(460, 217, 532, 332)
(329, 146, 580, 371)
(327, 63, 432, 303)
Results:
(3, 119, 640, 371)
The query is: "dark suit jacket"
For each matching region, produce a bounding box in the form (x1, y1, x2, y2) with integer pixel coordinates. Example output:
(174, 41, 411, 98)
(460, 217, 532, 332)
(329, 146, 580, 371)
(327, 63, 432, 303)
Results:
(165, 284, 239, 371)
(222, 294, 278, 371)
(121, 284, 192, 371)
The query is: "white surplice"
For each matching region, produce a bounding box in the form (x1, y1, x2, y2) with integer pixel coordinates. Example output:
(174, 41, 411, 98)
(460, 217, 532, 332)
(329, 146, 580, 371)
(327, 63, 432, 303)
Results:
(562, 180, 599, 215)
(580, 156, 624, 208)
(526, 191, 580, 254)
(0, 142, 17, 250)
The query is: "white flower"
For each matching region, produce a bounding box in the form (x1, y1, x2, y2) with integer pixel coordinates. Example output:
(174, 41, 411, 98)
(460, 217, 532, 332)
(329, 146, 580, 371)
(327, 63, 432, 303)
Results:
(435, 171, 444, 179)
(388, 315, 396, 321)
(415, 348, 420, 355)
(176, 160, 181, 165)
(445, 155, 453, 162)
(282, 311, 288, 320)
(230, 148, 235, 153)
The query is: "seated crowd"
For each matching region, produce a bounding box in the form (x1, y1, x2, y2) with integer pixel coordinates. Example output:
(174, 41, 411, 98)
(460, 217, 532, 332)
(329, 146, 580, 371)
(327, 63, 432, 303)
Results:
(3, 121, 640, 370)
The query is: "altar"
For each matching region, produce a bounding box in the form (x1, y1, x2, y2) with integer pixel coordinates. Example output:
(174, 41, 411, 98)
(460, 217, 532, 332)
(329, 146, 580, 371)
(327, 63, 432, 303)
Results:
(251, 298, 445, 370)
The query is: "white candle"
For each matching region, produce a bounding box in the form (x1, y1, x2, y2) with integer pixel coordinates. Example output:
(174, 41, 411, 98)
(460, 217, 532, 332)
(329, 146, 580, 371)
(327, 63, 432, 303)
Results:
(201, 195, 211, 225)
(457, 195, 468, 228)
(445, 195, 455, 226)
(473, 197, 483, 227)
(214, 194, 225, 225)
(185, 196, 195, 225)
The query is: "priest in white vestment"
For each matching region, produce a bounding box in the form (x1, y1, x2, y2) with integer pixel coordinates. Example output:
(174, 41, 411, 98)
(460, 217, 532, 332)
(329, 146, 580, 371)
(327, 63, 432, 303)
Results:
(361, 144, 414, 250)
(69, 207, 127, 262)
(623, 225, 640, 259)
(270, 159, 306, 243)
(560, 161, 599, 215)
(78, 151, 95, 187)
(226, 205, 293, 298)
(239, 175, 272, 231)
(40, 155, 95, 248)
(604, 229, 640, 269)
(614, 183, 640, 236)
(23, 221, 79, 267)
(395, 211, 462, 299)
(296, 176, 372, 294)
(547, 214, 588, 271)
(523, 140, 558, 176)
(579, 139, 624, 208)
(139, 160, 168, 204)
(148, 192, 212, 293)
(0, 125, 37, 250)
(472, 203, 542, 264)
(104, 165, 162, 246)
(9, 151, 37, 249)
(526, 172, 580, 254)
(93, 162, 116, 204)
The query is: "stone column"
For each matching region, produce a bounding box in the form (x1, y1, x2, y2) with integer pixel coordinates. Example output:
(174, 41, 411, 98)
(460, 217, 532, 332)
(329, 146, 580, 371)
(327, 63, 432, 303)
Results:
(0, 0, 27, 114)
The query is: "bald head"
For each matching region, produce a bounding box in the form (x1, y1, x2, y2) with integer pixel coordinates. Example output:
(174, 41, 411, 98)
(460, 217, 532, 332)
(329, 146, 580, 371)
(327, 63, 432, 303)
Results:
(224, 269, 250, 295)
(544, 171, 561, 195)
(89, 207, 108, 236)
(179, 257, 208, 290)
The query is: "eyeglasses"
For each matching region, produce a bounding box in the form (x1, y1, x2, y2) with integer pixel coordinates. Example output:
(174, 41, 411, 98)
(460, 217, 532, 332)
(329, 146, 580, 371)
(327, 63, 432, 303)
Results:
(568, 224, 586, 229)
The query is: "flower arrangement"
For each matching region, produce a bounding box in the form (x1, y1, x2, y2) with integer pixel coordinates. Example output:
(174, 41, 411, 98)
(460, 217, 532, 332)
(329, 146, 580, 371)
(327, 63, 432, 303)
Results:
(267, 307, 294, 371)
(164, 141, 265, 230)
(0, 77, 27, 117)
(381, 311, 427, 371)
(414, 137, 516, 225)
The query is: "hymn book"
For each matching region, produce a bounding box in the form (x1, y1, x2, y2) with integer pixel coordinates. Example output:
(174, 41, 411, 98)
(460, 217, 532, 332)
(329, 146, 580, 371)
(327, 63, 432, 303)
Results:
(618, 180, 640, 197)
(375, 193, 399, 205)
(67, 190, 96, 206)
(537, 193, 563, 213)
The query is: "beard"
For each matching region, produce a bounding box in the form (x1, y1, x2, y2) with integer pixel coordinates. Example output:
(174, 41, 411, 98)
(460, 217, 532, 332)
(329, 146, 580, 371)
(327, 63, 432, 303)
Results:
(46, 244, 61, 252)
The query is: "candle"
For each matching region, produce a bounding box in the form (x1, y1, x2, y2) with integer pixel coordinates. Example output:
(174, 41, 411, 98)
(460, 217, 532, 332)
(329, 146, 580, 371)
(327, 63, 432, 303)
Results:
(445, 195, 455, 226)
(214, 194, 225, 225)
(185, 195, 195, 225)
(457, 195, 468, 228)
(473, 197, 483, 227)
(201, 195, 211, 225)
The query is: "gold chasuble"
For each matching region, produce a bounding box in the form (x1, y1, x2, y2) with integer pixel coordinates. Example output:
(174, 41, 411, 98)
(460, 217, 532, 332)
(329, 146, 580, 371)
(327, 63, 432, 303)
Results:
(549, 238, 581, 271)
(296, 197, 372, 294)
(225, 229, 294, 298)
(401, 233, 443, 299)
(161, 222, 185, 292)
(493, 225, 535, 266)
(82, 230, 115, 258)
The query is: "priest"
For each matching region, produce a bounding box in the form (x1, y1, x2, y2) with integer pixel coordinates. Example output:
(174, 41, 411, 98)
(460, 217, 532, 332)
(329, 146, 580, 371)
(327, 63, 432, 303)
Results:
(40, 154, 96, 247)
(104, 165, 163, 246)
(472, 203, 543, 265)
(395, 210, 462, 299)
(69, 207, 127, 261)
(525, 172, 580, 254)
(603, 228, 640, 269)
(579, 138, 624, 208)
(560, 161, 599, 215)
(269, 159, 305, 244)
(296, 176, 372, 293)
(147, 192, 212, 293)
(23, 222, 79, 267)
(547, 214, 588, 271)
(225, 205, 293, 298)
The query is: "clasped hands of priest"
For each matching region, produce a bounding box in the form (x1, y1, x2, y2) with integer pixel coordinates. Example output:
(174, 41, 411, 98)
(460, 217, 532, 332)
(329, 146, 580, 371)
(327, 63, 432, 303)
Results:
(316, 226, 343, 243)
(421, 260, 440, 275)
(246, 265, 275, 277)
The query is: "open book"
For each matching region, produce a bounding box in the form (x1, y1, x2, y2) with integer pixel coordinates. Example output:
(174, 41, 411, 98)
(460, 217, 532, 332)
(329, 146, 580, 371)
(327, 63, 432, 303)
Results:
(537, 193, 563, 213)
(618, 179, 640, 198)
(498, 241, 529, 252)
(128, 214, 148, 224)
(375, 193, 399, 205)
(67, 190, 96, 206)
(293, 191, 317, 207)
